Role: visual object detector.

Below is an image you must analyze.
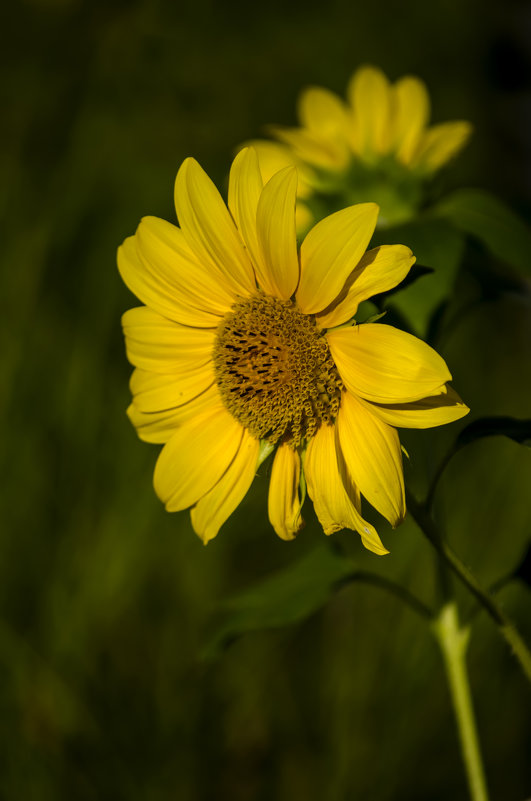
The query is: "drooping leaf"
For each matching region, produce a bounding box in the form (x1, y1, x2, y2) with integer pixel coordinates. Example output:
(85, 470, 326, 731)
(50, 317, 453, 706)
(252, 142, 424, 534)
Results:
(202, 545, 355, 661)
(435, 188, 531, 276)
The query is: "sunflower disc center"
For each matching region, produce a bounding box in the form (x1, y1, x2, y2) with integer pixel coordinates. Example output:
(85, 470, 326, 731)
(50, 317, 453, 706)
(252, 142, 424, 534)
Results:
(213, 295, 343, 446)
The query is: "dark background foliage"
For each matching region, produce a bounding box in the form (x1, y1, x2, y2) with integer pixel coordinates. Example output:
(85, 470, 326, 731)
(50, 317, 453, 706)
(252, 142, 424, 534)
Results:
(1, 0, 530, 798)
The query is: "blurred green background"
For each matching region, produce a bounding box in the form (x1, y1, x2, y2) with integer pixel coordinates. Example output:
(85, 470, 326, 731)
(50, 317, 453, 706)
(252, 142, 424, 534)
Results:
(2, 0, 531, 798)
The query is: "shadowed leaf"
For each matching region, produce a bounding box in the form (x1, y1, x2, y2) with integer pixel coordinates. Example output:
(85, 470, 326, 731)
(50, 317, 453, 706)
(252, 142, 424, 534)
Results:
(436, 188, 531, 276)
(434, 436, 531, 586)
(372, 218, 465, 336)
(202, 545, 355, 660)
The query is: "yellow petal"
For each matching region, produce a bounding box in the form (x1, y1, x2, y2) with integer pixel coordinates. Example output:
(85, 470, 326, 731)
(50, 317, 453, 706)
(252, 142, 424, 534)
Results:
(122, 306, 215, 373)
(154, 405, 244, 512)
(174, 158, 256, 296)
(297, 204, 379, 314)
(268, 444, 304, 540)
(271, 126, 350, 169)
(227, 147, 266, 280)
(347, 66, 391, 156)
(413, 121, 472, 172)
(327, 323, 451, 403)
(129, 364, 215, 412)
(135, 216, 236, 314)
(255, 167, 300, 299)
(191, 429, 260, 544)
(336, 392, 405, 527)
(391, 76, 430, 164)
(127, 385, 220, 443)
(297, 86, 351, 137)
(316, 244, 415, 329)
(245, 139, 314, 198)
(304, 424, 388, 554)
(118, 235, 222, 328)
(362, 385, 469, 429)
(242, 140, 314, 233)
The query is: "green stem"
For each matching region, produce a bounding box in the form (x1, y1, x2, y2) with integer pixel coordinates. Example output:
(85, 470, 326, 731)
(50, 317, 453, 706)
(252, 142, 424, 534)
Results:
(341, 570, 433, 620)
(433, 603, 490, 801)
(407, 491, 531, 683)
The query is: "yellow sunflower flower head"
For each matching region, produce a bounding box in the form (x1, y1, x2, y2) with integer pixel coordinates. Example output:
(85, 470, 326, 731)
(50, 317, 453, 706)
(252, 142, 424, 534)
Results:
(118, 147, 469, 554)
(246, 65, 472, 229)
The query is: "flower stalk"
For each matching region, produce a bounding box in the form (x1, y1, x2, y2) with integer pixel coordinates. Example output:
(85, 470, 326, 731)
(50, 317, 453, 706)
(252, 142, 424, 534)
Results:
(407, 490, 531, 683)
(432, 603, 490, 801)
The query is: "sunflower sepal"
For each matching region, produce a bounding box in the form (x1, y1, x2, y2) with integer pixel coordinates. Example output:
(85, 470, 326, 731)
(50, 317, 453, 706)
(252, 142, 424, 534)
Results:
(258, 439, 275, 467)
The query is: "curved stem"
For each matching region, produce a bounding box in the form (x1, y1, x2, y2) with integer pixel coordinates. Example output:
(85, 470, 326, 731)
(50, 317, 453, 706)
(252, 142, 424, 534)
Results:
(425, 445, 458, 512)
(407, 490, 531, 683)
(433, 603, 490, 801)
(340, 570, 433, 620)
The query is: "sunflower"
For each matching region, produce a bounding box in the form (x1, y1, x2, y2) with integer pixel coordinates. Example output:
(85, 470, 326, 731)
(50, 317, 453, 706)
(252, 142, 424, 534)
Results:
(246, 65, 472, 228)
(118, 147, 468, 554)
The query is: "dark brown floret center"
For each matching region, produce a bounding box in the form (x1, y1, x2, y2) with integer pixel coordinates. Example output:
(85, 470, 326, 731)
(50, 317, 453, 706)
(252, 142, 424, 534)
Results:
(213, 294, 343, 446)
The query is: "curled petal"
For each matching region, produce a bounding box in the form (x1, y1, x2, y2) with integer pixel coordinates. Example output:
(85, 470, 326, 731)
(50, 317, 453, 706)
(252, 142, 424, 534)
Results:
(327, 323, 451, 403)
(268, 444, 304, 540)
(336, 392, 405, 527)
(316, 244, 415, 329)
(304, 424, 388, 554)
(363, 385, 469, 429)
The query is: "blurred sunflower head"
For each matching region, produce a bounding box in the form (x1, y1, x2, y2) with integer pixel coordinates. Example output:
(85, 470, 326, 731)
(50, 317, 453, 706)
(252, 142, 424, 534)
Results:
(118, 147, 468, 554)
(246, 65, 472, 229)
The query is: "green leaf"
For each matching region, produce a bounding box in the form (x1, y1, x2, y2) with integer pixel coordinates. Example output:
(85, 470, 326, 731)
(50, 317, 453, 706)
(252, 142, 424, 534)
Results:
(372, 218, 465, 337)
(435, 188, 531, 276)
(438, 293, 531, 420)
(434, 436, 531, 586)
(201, 545, 355, 661)
(400, 292, 531, 500)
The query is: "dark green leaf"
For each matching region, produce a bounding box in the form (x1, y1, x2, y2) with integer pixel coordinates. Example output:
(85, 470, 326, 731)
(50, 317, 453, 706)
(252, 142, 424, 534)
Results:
(435, 188, 531, 276)
(400, 293, 531, 501)
(434, 437, 531, 586)
(373, 218, 465, 336)
(202, 545, 355, 661)
(371, 264, 434, 308)
(437, 293, 531, 420)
